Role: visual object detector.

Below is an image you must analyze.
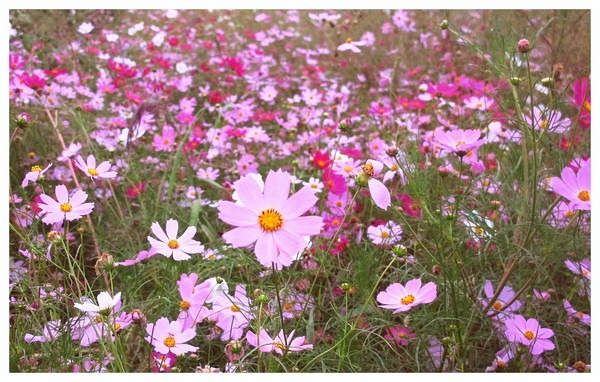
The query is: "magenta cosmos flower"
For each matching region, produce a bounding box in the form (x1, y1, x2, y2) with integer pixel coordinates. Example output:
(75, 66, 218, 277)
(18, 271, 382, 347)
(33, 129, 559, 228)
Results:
(217, 169, 323, 269)
(357, 159, 391, 210)
(145, 317, 198, 355)
(433, 128, 486, 158)
(549, 164, 591, 210)
(148, 219, 204, 261)
(503, 315, 555, 355)
(246, 327, 313, 354)
(74, 154, 117, 180)
(377, 278, 437, 313)
(37, 184, 94, 225)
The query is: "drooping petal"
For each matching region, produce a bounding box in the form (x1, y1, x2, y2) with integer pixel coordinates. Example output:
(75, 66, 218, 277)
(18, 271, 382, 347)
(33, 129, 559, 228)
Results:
(368, 179, 391, 210)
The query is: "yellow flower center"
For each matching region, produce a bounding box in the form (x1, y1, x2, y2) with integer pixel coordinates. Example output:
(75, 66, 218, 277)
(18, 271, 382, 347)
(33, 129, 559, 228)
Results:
(390, 164, 398, 171)
(258, 209, 284, 232)
(401, 294, 415, 305)
(31, 165, 42, 172)
(361, 163, 374, 177)
(113, 323, 121, 331)
(578, 190, 590, 202)
(163, 138, 170, 145)
(168, 239, 179, 249)
(492, 301, 503, 310)
(344, 165, 353, 173)
(230, 305, 240, 313)
(346, 37, 352, 43)
(523, 330, 535, 340)
(274, 342, 286, 350)
(88, 168, 98, 176)
(455, 140, 466, 148)
(60, 203, 73, 213)
(180, 300, 191, 310)
(163, 336, 176, 348)
(474, 226, 485, 236)
(583, 101, 591, 112)
(540, 120, 549, 129)
(476, 102, 483, 108)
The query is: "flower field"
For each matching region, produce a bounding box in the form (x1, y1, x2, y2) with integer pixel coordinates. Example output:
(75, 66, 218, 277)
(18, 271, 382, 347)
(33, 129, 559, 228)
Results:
(8, 9, 591, 373)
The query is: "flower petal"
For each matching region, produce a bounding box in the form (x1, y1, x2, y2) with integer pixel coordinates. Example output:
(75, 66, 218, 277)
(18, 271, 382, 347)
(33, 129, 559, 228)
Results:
(218, 200, 259, 226)
(165, 219, 179, 240)
(263, 170, 290, 211)
(151, 222, 169, 243)
(368, 179, 391, 210)
(222, 225, 262, 248)
(280, 186, 318, 219)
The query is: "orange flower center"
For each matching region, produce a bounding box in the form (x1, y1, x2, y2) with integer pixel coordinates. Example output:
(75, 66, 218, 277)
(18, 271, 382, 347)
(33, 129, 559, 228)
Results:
(381, 231, 390, 239)
(274, 342, 286, 350)
(455, 140, 466, 148)
(523, 330, 535, 340)
(163, 336, 176, 348)
(492, 301, 503, 310)
(180, 300, 191, 310)
(168, 239, 179, 249)
(539, 120, 549, 129)
(230, 305, 240, 313)
(583, 101, 591, 112)
(578, 190, 590, 202)
(346, 37, 352, 43)
(258, 209, 283, 232)
(401, 294, 415, 305)
(60, 203, 72, 213)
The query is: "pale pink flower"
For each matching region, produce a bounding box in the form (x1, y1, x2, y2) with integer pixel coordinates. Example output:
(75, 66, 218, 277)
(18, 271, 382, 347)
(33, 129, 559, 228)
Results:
(549, 164, 591, 210)
(148, 219, 204, 261)
(145, 317, 198, 355)
(246, 327, 312, 354)
(367, 221, 403, 245)
(21, 163, 52, 187)
(37, 185, 94, 225)
(377, 278, 437, 313)
(74, 291, 122, 314)
(74, 154, 117, 180)
(218, 170, 323, 269)
(357, 159, 391, 210)
(337, 38, 366, 53)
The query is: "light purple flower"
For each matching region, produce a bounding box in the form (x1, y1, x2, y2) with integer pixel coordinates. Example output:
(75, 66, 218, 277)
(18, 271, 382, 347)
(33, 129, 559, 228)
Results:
(549, 164, 591, 210)
(503, 315, 555, 355)
(246, 327, 312, 354)
(74, 154, 117, 180)
(37, 185, 95, 225)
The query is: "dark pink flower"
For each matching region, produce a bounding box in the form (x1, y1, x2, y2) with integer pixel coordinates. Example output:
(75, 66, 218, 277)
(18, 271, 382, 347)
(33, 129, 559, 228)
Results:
(377, 278, 437, 313)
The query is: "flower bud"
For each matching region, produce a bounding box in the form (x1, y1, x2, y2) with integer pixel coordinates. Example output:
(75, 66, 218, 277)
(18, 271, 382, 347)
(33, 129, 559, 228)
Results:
(510, 76, 522, 86)
(130, 309, 147, 326)
(15, 112, 31, 129)
(385, 146, 399, 157)
(517, 38, 530, 53)
(392, 245, 407, 257)
(94, 252, 115, 275)
(354, 171, 369, 187)
(338, 117, 352, 133)
(340, 282, 351, 292)
(439, 19, 449, 30)
(540, 77, 554, 88)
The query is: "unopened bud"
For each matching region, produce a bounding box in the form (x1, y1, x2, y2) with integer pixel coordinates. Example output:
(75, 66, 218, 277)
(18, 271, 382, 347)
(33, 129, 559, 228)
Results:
(510, 76, 523, 86)
(392, 245, 407, 257)
(355, 171, 369, 187)
(94, 252, 115, 275)
(385, 146, 399, 157)
(130, 309, 147, 326)
(340, 282, 351, 292)
(517, 38, 530, 53)
(541, 77, 554, 88)
(15, 112, 31, 128)
(439, 19, 449, 30)
(432, 264, 442, 275)
(338, 117, 352, 133)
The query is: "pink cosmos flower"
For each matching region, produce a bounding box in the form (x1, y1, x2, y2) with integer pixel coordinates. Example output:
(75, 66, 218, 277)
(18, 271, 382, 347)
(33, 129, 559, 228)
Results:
(503, 315, 555, 355)
(549, 164, 591, 210)
(246, 328, 312, 354)
(367, 221, 403, 245)
(337, 38, 366, 53)
(74, 154, 117, 180)
(153, 125, 177, 151)
(148, 219, 204, 261)
(22, 163, 52, 187)
(176, 273, 212, 331)
(377, 278, 437, 313)
(145, 317, 198, 355)
(217, 169, 323, 269)
(479, 280, 522, 320)
(384, 325, 415, 346)
(74, 291, 122, 314)
(563, 300, 590, 326)
(357, 159, 391, 210)
(433, 128, 486, 158)
(24, 320, 62, 343)
(37, 185, 95, 225)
